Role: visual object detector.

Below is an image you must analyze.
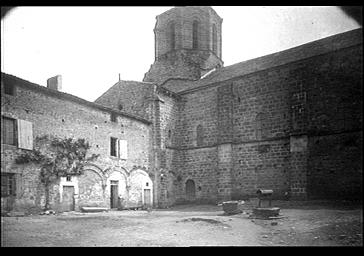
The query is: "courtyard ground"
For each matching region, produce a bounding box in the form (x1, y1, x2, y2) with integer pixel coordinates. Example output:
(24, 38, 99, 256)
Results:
(1, 200, 362, 247)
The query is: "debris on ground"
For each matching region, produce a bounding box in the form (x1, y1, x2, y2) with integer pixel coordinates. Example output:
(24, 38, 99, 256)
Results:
(40, 210, 56, 215)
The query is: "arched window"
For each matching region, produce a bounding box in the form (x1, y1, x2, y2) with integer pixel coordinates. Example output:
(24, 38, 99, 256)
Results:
(169, 22, 175, 51)
(255, 113, 269, 140)
(192, 20, 199, 49)
(212, 24, 217, 54)
(196, 124, 204, 146)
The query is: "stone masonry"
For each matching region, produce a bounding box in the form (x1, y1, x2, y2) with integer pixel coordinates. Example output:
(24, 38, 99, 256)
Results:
(2, 7, 362, 211)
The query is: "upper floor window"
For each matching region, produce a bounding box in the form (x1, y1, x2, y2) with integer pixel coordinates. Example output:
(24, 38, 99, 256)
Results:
(110, 137, 118, 157)
(4, 83, 15, 96)
(110, 113, 117, 122)
(1, 116, 33, 149)
(192, 20, 199, 49)
(196, 124, 204, 146)
(1, 116, 16, 146)
(169, 22, 175, 51)
(212, 24, 217, 54)
(110, 137, 128, 159)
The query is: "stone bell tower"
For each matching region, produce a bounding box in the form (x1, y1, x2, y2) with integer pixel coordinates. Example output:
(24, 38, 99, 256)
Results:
(143, 6, 223, 90)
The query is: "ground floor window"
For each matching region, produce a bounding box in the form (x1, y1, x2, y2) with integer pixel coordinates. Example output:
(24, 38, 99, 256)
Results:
(1, 173, 16, 197)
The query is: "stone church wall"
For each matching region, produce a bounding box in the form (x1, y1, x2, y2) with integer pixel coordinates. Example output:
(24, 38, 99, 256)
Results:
(166, 36, 362, 202)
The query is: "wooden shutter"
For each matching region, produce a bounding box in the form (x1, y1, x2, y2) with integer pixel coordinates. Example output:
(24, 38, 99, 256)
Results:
(119, 140, 128, 160)
(17, 119, 33, 150)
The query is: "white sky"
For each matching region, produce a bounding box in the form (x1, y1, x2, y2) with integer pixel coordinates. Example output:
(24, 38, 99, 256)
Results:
(1, 6, 361, 101)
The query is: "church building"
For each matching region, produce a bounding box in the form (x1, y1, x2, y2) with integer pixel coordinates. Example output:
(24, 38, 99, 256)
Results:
(1, 6, 362, 212)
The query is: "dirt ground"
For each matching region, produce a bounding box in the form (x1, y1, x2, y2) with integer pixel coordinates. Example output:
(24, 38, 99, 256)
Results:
(1, 200, 362, 247)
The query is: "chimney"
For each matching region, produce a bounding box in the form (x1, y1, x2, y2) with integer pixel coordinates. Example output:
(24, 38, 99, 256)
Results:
(47, 75, 62, 91)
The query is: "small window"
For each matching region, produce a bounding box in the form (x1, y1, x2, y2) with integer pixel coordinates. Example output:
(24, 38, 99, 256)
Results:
(110, 137, 118, 157)
(212, 24, 217, 54)
(110, 113, 117, 122)
(4, 83, 15, 96)
(1, 173, 16, 197)
(66, 176, 71, 182)
(1, 116, 17, 146)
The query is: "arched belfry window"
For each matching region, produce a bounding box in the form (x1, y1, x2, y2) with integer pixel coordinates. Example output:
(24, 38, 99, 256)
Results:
(169, 22, 175, 51)
(212, 24, 217, 54)
(196, 124, 204, 146)
(192, 20, 199, 49)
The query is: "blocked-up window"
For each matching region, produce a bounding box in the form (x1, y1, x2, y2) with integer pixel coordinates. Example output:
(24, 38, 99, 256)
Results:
(1, 116, 16, 146)
(255, 113, 269, 140)
(1, 173, 16, 197)
(196, 124, 204, 146)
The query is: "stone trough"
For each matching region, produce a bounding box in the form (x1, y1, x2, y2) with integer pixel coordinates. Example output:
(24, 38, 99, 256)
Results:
(251, 207, 283, 219)
(221, 201, 243, 215)
(80, 207, 109, 213)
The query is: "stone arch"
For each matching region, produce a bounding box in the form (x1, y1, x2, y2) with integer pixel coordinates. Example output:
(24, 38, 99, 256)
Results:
(105, 167, 129, 208)
(129, 169, 153, 208)
(104, 166, 128, 180)
(185, 179, 196, 201)
(78, 164, 106, 208)
(83, 163, 104, 181)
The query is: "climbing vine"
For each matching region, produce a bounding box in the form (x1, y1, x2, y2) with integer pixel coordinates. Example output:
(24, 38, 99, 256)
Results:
(15, 135, 99, 209)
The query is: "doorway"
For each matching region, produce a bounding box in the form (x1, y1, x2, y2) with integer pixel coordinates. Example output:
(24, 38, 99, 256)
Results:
(143, 189, 152, 207)
(62, 186, 75, 211)
(110, 180, 119, 209)
(185, 179, 196, 201)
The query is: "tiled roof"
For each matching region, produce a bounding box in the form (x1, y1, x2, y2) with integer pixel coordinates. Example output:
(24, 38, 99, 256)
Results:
(1, 73, 152, 125)
(176, 28, 362, 94)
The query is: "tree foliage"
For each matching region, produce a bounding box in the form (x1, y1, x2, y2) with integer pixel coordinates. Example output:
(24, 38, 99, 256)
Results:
(15, 135, 99, 186)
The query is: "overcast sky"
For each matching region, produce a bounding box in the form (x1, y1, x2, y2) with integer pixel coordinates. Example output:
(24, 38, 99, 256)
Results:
(1, 6, 361, 101)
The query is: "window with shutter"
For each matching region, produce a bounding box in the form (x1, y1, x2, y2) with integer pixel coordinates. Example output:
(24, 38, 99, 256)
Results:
(17, 119, 33, 150)
(110, 137, 117, 157)
(1, 116, 16, 146)
(119, 140, 128, 160)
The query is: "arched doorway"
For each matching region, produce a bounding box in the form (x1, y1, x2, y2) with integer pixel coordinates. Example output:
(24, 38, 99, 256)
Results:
(185, 179, 196, 201)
